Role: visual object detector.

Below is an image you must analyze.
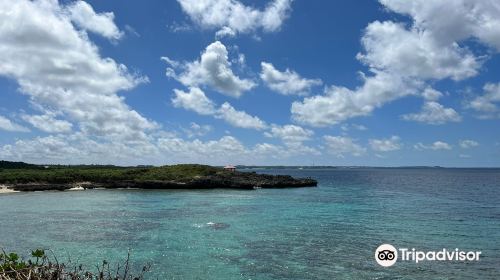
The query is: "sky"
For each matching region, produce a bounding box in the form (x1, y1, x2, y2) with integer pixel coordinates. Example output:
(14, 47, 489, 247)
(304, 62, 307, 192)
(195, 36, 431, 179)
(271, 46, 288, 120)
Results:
(0, 0, 500, 167)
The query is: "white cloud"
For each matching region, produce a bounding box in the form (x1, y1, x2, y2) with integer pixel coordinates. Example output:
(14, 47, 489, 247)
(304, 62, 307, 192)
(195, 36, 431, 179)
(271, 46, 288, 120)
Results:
(66, 0, 123, 40)
(0, 130, 319, 165)
(124, 25, 140, 38)
(352, 124, 368, 131)
(176, 0, 293, 36)
(216, 102, 267, 130)
(421, 88, 444, 101)
(215, 26, 236, 39)
(459, 139, 479, 149)
(323, 136, 366, 158)
(402, 101, 461, 125)
(156, 135, 316, 165)
(467, 83, 500, 119)
(22, 113, 73, 133)
(292, 72, 419, 126)
(291, 0, 500, 126)
(172, 87, 217, 115)
(157, 135, 247, 162)
(164, 41, 256, 98)
(357, 20, 480, 81)
(158, 136, 318, 164)
(0, 115, 29, 132)
(171, 87, 266, 130)
(414, 141, 452, 151)
(183, 122, 212, 138)
(369, 136, 401, 152)
(0, 135, 84, 163)
(167, 21, 193, 33)
(260, 62, 322, 96)
(264, 124, 313, 144)
(0, 0, 156, 141)
(341, 124, 368, 132)
(161, 56, 181, 69)
(0, 133, 160, 165)
(379, 0, 500, 51)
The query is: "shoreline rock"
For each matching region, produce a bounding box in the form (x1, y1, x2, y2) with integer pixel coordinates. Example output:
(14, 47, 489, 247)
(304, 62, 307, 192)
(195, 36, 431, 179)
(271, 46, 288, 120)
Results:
(3, 172, 317, 192)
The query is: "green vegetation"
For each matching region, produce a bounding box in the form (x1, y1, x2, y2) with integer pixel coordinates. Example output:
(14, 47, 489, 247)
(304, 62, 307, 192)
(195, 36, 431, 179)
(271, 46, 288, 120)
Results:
(0, 163, 222, 185)
(0, 161, 317, 190)
(0, 249, 150, 279)
(0, 161, 40, 170)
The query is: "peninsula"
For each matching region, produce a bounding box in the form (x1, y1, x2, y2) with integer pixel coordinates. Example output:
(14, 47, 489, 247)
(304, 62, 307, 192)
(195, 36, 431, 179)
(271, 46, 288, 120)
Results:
(0, 161, 317, 192)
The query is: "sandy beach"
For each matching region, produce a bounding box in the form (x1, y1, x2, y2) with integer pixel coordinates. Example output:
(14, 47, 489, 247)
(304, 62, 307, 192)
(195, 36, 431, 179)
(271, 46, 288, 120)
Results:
(68, 186, 85, 191)
(0, 184, 19, 194)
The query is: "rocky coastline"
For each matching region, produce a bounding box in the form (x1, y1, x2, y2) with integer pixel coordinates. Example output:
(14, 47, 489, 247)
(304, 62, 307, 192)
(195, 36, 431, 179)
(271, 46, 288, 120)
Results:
(1, 171, 317, 192)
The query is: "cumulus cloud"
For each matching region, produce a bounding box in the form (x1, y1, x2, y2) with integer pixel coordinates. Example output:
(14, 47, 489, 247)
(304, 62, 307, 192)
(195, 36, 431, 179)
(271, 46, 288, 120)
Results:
(369, 136, 402, 152)
(292, 0, 500, 126)
(172, 87, 217, 115)
(0, 115, 29, 132)
(159, 136, 318, 164)
(0, 135, 86, 163)
(215, 26, 236, 39)
(379, 0, 500, 51)
(341, 124, 368, 132)
(292, 72, 419, 126)
(414, 141, 452, 151)
(157, 135, 247, 162)
(163, 41, 256, 98)
(260, 62, 322, 96)
(66, 0, 123, 40)
(176, 0, 293, 36)
(0, 0, 156, 141)
(357, 20, 480, 81)
(171, 87, 267, 130)
(217, 102, 267, 130)
(459, 139, 479, 149)
(183, 122, 212, 138)
(0, 132, 162, 165)
(0, 129, 319, 165)
(22, 113, 73, 133)
(264, 124, 313, 144)
(467, 83, 500, 119)
(156, 135, 317, 165)
(421, 88, 444, 101)
(323, 136, 366, 157)
(402, 101, 461, 125)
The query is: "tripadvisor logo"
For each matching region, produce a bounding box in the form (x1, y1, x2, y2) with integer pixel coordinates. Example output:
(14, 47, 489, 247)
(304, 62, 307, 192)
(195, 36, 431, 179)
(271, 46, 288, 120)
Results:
(375, 244, 482, 267)
(375, 244, 397, 267)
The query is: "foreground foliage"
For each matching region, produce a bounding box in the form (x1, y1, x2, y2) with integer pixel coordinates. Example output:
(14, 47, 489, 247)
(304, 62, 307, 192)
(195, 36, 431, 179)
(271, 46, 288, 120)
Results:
(0, 249, 150, 280)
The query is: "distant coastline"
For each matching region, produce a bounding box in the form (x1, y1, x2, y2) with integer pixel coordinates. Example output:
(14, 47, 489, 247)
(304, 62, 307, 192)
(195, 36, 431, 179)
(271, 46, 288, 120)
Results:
(0, 161, 317, 192)
(237, 165, 500, 169)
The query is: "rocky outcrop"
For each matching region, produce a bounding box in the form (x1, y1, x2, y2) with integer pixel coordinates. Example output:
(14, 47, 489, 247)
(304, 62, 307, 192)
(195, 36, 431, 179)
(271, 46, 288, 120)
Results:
(5, 171, 317, 192)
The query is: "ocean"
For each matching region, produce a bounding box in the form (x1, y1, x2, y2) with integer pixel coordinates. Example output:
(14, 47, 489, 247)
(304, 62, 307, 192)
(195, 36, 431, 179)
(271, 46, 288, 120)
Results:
(0, 168, 499, 279)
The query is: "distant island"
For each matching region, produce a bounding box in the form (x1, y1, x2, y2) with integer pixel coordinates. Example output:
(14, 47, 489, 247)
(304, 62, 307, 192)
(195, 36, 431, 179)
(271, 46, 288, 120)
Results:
(0, 161, 317, 192)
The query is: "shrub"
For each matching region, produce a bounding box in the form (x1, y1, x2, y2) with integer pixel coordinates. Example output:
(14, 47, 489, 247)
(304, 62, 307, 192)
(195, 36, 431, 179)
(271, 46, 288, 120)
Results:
(0, 249, 150, 280)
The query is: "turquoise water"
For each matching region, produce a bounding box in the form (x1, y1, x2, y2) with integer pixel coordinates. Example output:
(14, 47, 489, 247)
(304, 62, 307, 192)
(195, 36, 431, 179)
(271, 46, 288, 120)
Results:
(1, 168, 499, 279)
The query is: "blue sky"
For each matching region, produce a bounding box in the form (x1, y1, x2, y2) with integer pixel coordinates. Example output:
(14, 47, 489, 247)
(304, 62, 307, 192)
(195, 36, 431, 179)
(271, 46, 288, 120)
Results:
(0, 0, 499, 167)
